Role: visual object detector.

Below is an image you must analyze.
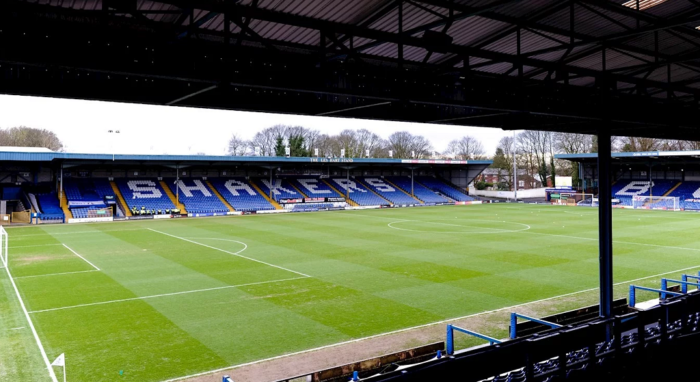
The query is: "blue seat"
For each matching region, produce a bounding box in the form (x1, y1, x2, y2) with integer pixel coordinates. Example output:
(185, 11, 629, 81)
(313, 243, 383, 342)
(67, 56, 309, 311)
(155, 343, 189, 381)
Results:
(329, 178, 390, 206)
(416, 176, 474, 202)
(386, 176, 448, 204)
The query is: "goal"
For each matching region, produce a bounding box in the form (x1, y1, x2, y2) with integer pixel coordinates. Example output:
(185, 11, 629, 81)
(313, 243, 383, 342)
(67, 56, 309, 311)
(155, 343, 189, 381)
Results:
(632, 195, 680, 211)
(87, 207, 113, 218)
(551, 193, 595, 206)
(0, 226, 7, 268)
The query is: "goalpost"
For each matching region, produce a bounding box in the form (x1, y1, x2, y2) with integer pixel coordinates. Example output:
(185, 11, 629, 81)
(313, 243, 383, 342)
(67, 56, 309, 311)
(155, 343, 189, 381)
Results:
(551, 193, 595, 206)
(0, 226, 7, 268)
(632, 195, 680, 211)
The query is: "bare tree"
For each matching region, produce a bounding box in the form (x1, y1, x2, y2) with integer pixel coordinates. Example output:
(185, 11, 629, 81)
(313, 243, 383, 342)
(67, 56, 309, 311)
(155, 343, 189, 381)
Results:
(248, 127, 278, 156)
(620, 137, 663, 152)
(445, 136, 486, 160)
(386, 131, 433, 159)
(0, 126, 64, 151)
(227, 133, 248, 156)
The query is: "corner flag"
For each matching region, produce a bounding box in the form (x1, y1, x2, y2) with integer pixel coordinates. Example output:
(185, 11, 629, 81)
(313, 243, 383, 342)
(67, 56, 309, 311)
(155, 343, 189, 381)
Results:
(51, 354, 64, 367)
(51, 353, 66, 382)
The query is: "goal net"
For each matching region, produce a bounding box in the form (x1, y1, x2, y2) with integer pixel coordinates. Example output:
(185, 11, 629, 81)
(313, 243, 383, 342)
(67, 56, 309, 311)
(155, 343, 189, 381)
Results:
(552, 193, 595, 206)
(0, 226, 7, 268)
(632, 195, 680, 211)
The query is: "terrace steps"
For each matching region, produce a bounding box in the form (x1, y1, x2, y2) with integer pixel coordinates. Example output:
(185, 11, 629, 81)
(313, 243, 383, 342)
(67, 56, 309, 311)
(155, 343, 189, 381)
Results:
(160, 181, 187, 214)
(110, 181, 132, 217)
(59, 191, 73, 219)
(206, 180, 235, 212)
(354, 178, 393, 206)
(249, 181, 283, 210)
(322, 180, 359, 207)
(383, 178, 424, 204)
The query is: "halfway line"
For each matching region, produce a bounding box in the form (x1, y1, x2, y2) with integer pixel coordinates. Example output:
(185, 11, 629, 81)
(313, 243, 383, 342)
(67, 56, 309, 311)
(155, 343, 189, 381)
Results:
(147, 228, 310, 278)
(63, 244, 100, 270)
(29, 276, 309, 314)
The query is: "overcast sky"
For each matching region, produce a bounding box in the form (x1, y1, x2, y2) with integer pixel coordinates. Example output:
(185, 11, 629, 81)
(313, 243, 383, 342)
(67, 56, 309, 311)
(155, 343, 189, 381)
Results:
(0, 94, 512, 156)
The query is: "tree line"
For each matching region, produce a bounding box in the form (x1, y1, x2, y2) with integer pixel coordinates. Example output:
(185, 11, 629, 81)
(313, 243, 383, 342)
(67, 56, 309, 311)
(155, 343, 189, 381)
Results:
(0, 126, 64, 151)
(491, 133, 700, 190)
(228, 125, 487, 160)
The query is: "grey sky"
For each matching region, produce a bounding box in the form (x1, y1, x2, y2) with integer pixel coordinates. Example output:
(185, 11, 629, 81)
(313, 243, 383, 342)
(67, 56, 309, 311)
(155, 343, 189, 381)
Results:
(0, 94, 512, 156)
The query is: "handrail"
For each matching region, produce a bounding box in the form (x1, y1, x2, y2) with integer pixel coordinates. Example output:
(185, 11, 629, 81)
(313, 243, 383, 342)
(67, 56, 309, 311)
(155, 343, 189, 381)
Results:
(681, 273, 700, 293)
(629, 285, 683, 307)
(446, 324, 501, 355)
(661, 278, 700, 297)
(509, 313, 562, 339)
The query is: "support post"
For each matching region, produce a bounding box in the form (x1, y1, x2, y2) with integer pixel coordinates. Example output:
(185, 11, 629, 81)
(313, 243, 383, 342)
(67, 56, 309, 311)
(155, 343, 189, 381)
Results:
(512, 130, 517, 200)
(510, 312, 517, 339)
(269, 169, 273, 200)
(629, 285, 635, 307)
(176, 164, 179, 207)
(411, 168, 414, 197)
(661, 278, 667, 300)
(59, 164, 63, 206)
(598, 130, 613, 321)
(346, 169, 350, 200)
(446, 324, 454, 355)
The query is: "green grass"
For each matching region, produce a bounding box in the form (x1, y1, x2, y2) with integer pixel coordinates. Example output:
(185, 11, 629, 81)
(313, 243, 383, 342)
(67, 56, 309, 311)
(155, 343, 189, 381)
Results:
(4, 204, 700, 381)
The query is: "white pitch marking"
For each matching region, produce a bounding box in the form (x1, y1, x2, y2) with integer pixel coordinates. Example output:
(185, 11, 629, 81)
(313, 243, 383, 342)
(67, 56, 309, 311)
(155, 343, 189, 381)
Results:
(9, 228, 143, 237)
(182, 237, 247, 254)
(163, 263, 700, 382)
(13, 270, 99, 279)
(62, 244, 100, 270)
(10, 327, 25, 330)
(147, 228, 310, 278)
(8, 243, 63, 249)
(514, 230, 700, 253)
(28, 276, 309, 314)
(1, 254, 58, 381)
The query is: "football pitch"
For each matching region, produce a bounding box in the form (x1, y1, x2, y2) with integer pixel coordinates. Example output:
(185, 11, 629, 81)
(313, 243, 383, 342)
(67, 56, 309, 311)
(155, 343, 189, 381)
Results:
(4, 204, 700, 381)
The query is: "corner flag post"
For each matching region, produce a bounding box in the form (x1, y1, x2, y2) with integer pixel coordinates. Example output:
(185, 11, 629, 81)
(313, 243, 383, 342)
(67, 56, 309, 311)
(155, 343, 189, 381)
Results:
(52, 353, 66, 382)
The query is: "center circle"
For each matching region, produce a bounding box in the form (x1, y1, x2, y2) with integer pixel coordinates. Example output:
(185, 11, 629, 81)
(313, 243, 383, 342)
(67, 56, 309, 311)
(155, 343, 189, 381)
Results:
(387, 219, 530, 234)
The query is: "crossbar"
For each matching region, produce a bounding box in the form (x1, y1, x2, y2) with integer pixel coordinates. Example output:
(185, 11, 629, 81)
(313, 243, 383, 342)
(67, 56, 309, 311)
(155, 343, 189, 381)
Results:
(629, 285, 683, 307)
(509, 312, 562, 339)
(446, 324, 501, 355)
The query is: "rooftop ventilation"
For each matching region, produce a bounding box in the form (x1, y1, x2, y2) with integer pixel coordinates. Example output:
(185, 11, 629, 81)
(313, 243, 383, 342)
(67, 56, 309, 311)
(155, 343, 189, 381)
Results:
(621, 0, 669, 11)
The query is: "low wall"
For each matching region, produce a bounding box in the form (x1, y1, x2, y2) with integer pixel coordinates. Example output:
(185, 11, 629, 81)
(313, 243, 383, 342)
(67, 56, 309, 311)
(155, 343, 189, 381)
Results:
(468, 187, 547, 199)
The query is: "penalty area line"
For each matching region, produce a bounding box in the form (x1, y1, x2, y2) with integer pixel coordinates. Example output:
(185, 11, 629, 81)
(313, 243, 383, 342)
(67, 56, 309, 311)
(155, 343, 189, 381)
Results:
(147, 228, 310, 278)
(163, 262, 700, 382)
(28, 276, 309, 314)
(62, 244, 100, 270)
(13, 269, 100, 279)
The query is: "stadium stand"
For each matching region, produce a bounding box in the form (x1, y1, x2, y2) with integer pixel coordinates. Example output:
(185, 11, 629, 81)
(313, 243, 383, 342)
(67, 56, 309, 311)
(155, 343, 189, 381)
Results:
(668, 181, 700, 210)
(329, 178, 390, 206)
(291, 178, 340, 197)
(36, 192, 64, 220)
(386, 176, 449, 204)
(364, 289, 700, 382)
(252, 178, 303, 201)
(612, 179, 676, 206)
(64, 179, 117, 218)
(357, 177, 420, 205)
(417, 176, 474, 202)
(116, 178, 176, 213)
(166, 178, 229, 215)
(209, 178, 275, 212)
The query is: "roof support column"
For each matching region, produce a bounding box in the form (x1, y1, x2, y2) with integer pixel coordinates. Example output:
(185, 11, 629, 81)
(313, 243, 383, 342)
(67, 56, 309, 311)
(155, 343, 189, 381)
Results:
(597, 129, 613, 326)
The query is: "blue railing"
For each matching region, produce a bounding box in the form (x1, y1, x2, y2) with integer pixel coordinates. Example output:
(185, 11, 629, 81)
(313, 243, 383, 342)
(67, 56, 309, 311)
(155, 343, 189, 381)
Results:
(661, 278, 700, 297)
(446, 324, 501, 355)
(509, 313, 562, 339)
(681, 272, 700, 293)
(629, 285, 683, 307)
